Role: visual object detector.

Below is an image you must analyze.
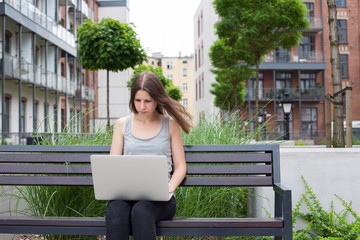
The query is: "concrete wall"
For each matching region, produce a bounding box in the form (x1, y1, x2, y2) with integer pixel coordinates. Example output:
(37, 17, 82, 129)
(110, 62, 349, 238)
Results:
(254, 146, 360, 227)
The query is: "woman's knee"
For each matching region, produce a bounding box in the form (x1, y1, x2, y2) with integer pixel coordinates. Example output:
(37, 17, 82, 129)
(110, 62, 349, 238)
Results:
(131, 201, 153, 221)
(106, 200, 131, 225)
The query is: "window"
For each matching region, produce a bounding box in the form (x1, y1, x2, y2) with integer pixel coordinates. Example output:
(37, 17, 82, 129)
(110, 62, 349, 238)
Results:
(4, 97, 10, 133)
(20, 100, 26, 133)
(183, 68, 187, 77)
(198, 78, 201, 99)
(182, 60, 187, 64)
(167, 75, 173, 82)
(182, 98, 188, 108)
(301, 108, 317, 137)
(5, 33, 11, 54)
(34, 102, 38, 129)
(299, 36, 315, 59)
(276, 72, 292, 98)
(182, 83, 188, 92)
(305, 3, 314, 25)
(195, 82, 198, 100)
(340, 54, 349, 78)
(195, 51, 197, 70)
(275, 47, 290, 62)
(151, 61, 155, 65)
(335, 0, 346, 7)
(300, 72, 316, 90)
(202, 73, 204, 98)
(248, 72, 264, 100)
(337, 20, 347, 43)
(167, 61, 173, 69)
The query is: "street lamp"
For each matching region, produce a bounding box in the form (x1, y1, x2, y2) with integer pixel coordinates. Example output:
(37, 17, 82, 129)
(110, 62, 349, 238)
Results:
(281, 99, 293, 140)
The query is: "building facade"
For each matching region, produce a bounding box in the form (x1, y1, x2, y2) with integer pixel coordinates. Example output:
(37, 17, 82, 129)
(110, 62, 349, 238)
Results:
(194, 0, 360, 143)
(147, 52, 195, 122)
(0, 0, 99, 145)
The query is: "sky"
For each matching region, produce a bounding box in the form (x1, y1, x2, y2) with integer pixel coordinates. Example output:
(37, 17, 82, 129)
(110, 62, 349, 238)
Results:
(128, 0, 201, 57)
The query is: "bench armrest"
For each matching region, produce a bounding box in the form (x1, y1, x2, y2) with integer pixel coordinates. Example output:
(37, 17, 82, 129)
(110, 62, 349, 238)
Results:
(273, 183, 292, 237)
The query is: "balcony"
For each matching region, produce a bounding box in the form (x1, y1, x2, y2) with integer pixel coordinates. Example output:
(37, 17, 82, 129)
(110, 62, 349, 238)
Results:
(307, 17, 323, 33)
(0, 54, 85, 96)
(76, 84, 95, 101)
(246, 87, 324, 102)
(4, 0, 76, 48)
(260, 50, 326, 70)
(68, 0, 94, 20)
(59, 0, 77, 8)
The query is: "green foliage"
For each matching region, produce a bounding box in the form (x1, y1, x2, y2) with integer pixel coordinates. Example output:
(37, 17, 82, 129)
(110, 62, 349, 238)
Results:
(209, 30, 255, 111)
(127, 64, 183, 101)
(77, 18, 147, 72)
(293, 176, 360, 239)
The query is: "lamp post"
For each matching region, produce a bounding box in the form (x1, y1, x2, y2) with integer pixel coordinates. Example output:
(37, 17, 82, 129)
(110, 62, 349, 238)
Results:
(281, 99, 293, 140)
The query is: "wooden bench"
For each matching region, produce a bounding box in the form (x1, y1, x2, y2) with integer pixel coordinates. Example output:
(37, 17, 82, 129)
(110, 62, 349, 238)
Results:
(0, 144, 292, 239)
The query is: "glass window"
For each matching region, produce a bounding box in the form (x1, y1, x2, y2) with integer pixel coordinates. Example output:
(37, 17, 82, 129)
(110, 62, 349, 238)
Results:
(300, 72, 316, 90)
(4, 98, 10, 133)
(301, 108, 317, 137)
(182, 98, 188, 108)
(340, 54, 349, 78)
(299, 36, 315, 59)
(335, 0, 346, 7)
(183, 68, 187, 77)
(305, 3, 314, 25)
(248, 72, 264, 100)
(20, 101, 26, 133)
(167, 75, 173, 82)
(5, 34, 11, 54)
(275, 47, 290, 62)
(167, 61, 173, 69)
(182, 60, 187, 64)
(337, 20, 347, 43)
(182, 83, 188, 92)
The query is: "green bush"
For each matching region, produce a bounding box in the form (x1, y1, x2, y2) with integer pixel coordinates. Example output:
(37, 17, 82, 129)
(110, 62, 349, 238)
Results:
(293, 177, 360, 239)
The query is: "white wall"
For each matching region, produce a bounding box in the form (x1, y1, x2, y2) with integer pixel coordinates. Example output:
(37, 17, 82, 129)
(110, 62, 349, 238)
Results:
(254, 146, 360, 227)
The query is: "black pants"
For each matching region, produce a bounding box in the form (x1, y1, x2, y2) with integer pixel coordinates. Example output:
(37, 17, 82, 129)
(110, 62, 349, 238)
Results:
(106, 196, 176, 240)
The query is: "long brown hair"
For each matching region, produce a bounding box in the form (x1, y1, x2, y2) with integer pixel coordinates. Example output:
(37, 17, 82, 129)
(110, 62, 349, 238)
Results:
(129, 71, 193, 134)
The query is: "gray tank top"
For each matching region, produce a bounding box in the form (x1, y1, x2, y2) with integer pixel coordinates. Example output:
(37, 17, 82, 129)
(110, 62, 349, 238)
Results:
(123, 115, 172, 180)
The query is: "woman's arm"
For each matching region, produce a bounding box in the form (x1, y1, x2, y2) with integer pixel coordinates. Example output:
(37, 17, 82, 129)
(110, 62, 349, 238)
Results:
(168, 117, 187, 193)
(110, 117, 126, 155)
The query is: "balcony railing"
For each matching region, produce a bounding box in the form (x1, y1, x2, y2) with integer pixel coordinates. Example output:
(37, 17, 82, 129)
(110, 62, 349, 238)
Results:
(246, 87, 324, 101)
(4, 0, 76, 48)
(263, 50, 324, 64)
(1, 54, 94, 97)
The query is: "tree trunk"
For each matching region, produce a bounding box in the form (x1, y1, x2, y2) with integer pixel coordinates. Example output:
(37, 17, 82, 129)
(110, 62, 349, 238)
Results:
(255, 58, 260, 141)
(107, 70, 110, 130)
(327, 0, 344, 147)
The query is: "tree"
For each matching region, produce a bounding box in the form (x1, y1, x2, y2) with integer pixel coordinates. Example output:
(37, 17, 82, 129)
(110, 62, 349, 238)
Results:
(77, 18, 147, 130)
(212, 0, 310, 140)
(127, 64, 183, 101)
(209, 39, 255, 112)
(327, 0, 344, 147)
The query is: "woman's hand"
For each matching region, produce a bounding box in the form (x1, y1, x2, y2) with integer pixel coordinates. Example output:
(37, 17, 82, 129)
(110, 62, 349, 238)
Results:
(169, 181, 176, 193)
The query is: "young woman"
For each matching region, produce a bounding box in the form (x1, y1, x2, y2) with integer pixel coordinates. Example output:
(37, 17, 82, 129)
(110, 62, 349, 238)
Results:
(107, 71, 192, 239)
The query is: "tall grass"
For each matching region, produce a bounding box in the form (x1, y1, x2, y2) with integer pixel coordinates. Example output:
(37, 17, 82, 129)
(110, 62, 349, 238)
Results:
(9, 111, 268, 240)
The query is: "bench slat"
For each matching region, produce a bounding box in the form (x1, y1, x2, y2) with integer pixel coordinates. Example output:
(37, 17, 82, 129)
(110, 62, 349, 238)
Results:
(0, 154, 95, 163)
(0, 153, 272, 164)
(0, 164, 272, 175)
(0, 216, 283, 228)
(185, 153, 272, 163)
(0, 176, 272, 186)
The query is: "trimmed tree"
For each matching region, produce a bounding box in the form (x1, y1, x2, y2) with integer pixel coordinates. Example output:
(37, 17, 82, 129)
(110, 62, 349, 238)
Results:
(327, 0, 344, 147)
(77, 18, 147, 129)
(127, 64, 183, 101)
(212, 0, 310, 140)
(209, 39, 255, 111)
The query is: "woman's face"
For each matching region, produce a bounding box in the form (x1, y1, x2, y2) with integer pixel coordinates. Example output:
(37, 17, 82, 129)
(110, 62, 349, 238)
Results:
(134, 90, 157, 116)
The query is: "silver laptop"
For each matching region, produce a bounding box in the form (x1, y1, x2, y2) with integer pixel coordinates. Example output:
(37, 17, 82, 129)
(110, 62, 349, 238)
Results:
(90, 155, 173, 201)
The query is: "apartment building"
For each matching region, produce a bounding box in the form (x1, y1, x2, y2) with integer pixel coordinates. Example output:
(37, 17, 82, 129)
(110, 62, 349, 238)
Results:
(194, 0, 360, 143)
(147, 52, 195, 122)
(0, 0, 132, 144)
